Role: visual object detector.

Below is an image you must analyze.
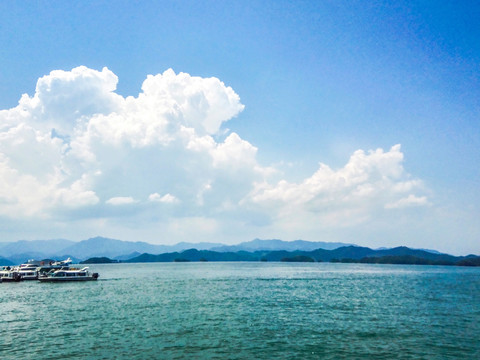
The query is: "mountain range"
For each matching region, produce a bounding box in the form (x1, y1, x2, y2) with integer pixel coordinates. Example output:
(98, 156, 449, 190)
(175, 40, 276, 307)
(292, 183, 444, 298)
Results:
(123, 245, 479, 266)
(1, 236, 477, 266)
(0, 237, 353, 265)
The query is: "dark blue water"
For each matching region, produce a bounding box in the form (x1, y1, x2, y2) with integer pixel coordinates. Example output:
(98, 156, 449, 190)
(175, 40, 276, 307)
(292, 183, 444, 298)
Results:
(1, 262, 479, 359)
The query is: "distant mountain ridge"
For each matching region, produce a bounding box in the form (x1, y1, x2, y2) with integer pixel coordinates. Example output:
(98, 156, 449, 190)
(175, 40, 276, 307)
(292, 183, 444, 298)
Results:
(0, 239, 75, 257)
(0, 236, 475, 266)
(210, 239, 354, 252)
(124, 245, 479, 266)
(0, 237, 353, 264)
(0, 256, 14, 266)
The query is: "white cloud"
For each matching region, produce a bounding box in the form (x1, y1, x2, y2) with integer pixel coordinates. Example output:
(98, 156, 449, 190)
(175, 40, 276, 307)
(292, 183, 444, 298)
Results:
(18, 66, 122, 135)
(385, 194, 429, 209)
(247, 144, 427, 227)
(0, 66, 251, 219)
(0, 66, 430, 246)
(141, 69, 245, 135)
(106, 197, 138, 206)
(148, 193, 179, 204)
(54, 176, 100, 208)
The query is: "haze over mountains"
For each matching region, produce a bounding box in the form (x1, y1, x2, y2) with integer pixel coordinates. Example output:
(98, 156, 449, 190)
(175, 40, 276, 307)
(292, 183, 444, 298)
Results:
(0, 237, 354, 265)
(1, 236, 478, 267)
(209, 239, 353, 252)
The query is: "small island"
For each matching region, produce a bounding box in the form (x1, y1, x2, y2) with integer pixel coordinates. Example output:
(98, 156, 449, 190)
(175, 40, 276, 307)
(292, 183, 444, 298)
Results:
(281, 255, 315, 262)
(80, 257, 119, 264)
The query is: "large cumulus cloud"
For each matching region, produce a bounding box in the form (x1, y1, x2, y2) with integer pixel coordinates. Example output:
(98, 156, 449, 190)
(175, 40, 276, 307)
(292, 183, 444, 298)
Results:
(0, 66, 427, 242)
(247, 145, 428, 234)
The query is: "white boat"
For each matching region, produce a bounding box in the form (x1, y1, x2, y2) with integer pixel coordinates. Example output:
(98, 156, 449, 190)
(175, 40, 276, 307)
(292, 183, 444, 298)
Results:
(38, 267, 99, 282)
(35, 258, 73, 275)
(1, 263, 39, 281)
(2, 258, 75, 281)
(19, 259, 43, 268)
(0, 267, 22, 282)
(17, 268, 39, 280)
(1, 264, 42, 281)
(14, 262, 41, 280)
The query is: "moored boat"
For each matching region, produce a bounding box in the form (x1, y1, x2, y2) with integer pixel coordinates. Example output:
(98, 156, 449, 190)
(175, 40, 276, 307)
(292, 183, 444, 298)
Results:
(0, 267, 22, 282)
(14, 262, 41, 280)
(1, 265, 40, 281)
(38, 267, 99, 282)
(17, 268, 39, 280)
(0, 258, 75, 281)
(35, 258, 74, 275)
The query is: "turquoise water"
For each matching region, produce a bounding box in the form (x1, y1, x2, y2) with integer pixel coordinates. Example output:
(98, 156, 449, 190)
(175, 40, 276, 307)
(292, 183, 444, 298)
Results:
(1, 262, 479, 359)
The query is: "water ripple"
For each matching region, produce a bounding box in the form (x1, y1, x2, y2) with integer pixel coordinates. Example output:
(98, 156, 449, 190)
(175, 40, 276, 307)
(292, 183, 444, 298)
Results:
(1, 263, 479, 359)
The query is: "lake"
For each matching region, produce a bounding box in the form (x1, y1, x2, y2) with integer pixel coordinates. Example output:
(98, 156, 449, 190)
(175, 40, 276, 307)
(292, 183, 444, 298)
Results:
(1, 262, 479, 359)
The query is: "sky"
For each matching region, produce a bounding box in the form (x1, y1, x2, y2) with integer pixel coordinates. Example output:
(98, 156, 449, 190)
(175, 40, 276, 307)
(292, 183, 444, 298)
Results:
(0, 1, 479, 254)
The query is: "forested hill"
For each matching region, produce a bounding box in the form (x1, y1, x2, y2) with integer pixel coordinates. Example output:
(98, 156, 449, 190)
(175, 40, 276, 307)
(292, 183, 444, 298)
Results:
(122, 246, 480, 266)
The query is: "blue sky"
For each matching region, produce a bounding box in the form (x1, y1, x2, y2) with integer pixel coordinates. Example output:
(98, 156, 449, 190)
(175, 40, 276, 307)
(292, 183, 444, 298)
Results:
(0, 1, 479, 254)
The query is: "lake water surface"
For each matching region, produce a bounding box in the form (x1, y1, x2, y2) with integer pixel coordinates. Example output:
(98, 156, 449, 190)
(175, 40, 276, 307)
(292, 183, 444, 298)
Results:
(1, 262, 479, 359)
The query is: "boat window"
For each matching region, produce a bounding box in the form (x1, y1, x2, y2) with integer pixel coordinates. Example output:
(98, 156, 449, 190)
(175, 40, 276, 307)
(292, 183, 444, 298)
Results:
(66, 273, 75, 277)
(78, 273, 86, 276)
(54, 272, 66, 277)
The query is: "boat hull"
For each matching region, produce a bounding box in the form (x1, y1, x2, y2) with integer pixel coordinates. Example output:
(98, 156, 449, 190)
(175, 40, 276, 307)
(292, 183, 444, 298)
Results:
(38, 272, 99, 282)
(38, 277, 98, 282)
(0, 272, 22, 282)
